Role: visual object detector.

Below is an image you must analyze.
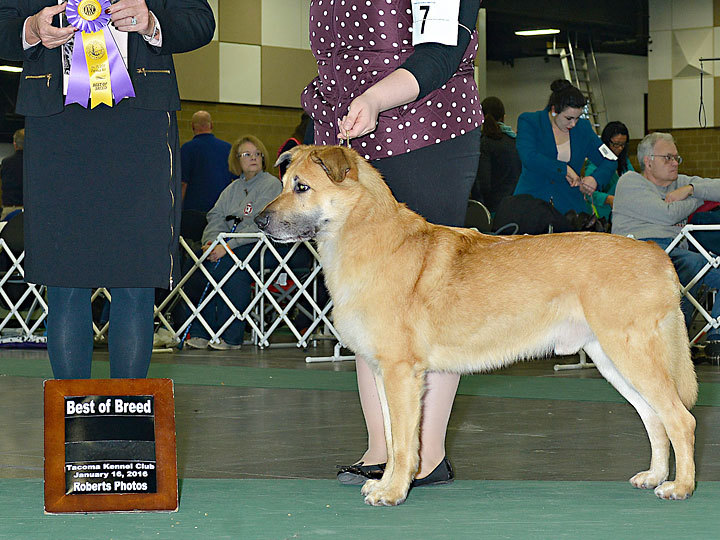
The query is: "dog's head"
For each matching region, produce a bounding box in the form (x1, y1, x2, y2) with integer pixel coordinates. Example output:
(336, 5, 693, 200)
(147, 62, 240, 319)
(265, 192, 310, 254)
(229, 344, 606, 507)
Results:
(255, 145, 366, 242)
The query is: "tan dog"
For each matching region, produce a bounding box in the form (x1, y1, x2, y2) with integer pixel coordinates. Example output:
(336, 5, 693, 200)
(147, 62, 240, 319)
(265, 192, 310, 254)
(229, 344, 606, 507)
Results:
(255, 145, 697, 506)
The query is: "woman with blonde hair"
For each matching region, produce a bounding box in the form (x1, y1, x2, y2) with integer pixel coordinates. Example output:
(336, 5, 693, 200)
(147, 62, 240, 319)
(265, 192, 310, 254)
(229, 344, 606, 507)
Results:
(228, 135, 270, 179)
(185, 134, 282, 350)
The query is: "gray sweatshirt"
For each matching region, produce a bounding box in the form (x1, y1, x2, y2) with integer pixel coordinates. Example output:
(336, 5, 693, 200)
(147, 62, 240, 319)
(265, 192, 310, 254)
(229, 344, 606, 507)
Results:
(612, 171, 720, 241)
(202, 171, 282, 249)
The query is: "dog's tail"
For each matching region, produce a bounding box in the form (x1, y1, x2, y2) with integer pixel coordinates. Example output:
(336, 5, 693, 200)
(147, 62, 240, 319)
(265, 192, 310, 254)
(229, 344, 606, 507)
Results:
(666, 307, 698, 410)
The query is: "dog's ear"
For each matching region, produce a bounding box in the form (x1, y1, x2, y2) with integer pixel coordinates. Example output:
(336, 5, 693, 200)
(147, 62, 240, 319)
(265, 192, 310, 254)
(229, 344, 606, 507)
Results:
(310, 146, 358, 184)
(274, 145, 304, 170)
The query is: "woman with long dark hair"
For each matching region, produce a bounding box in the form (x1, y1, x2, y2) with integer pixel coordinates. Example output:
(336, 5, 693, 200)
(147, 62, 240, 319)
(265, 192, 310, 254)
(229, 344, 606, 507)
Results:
(584, 121, 633, 220)
(513, 79, 616, 216)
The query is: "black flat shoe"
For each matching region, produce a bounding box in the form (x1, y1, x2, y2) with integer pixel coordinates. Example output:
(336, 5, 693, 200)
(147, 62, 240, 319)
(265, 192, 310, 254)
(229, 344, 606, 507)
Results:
(410, 457, 454, 488)
(337, 462, 386, 485)
(337, 458, 454, 487)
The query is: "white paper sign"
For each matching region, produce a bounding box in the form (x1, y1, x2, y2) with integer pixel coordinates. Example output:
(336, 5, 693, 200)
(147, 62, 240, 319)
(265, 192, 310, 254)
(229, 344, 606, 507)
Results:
(598, 143, 618, 161)
(411, 0, 461, 46)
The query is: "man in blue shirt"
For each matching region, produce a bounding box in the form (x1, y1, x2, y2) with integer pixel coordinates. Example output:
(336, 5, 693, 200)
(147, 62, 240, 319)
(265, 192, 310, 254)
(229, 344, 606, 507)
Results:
(180, 111, 232, 212)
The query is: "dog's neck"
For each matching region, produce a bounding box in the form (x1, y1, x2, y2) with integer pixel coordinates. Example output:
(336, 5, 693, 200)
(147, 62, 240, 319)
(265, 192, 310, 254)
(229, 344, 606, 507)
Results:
(315, 182, 427, 303)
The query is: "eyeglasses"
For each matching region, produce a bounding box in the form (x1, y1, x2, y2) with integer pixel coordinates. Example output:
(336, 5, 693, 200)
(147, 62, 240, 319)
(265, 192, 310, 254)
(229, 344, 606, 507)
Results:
(239, 151, 263, 159)
(608, 141, 627, 149)
(650, 154, 683, 164)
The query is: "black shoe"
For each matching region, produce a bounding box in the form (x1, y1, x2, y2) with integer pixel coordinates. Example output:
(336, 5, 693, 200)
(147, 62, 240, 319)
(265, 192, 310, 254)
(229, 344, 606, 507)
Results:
(337, 462, 385, 485)
(336, 458, 454, 487)
(410, 457, 454, 488)
(704, 340, 720, 364)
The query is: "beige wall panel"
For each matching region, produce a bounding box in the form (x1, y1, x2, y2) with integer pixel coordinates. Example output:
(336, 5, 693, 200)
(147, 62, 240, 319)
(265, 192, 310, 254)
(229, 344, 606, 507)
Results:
(174, 41, 219, 102)
(672, 28, 714, 77)
(301, 0, 311, 50)
(219, 0, 261, 45)
(220, 43, 262, 104)
(261, 47, 319, 108)
(715, 76, 720, 126)
(672, 0, 713, 29)
(650, 0, 672, 31)
(649, 30, 672, 80)
(673, 77, 711, 128)
(209, 0, 219, 41)
(648, 79, 673, 130)
(261, 0, 307, 49)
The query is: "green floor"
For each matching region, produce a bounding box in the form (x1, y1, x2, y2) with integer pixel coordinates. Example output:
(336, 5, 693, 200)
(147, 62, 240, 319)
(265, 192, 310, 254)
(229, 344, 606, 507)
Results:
(2, 354, 719, 539)
(1, 478, 718, 540)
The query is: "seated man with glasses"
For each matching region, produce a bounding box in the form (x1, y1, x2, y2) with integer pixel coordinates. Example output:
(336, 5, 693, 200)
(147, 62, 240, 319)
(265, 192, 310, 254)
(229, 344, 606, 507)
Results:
(612, 131, 720, 363)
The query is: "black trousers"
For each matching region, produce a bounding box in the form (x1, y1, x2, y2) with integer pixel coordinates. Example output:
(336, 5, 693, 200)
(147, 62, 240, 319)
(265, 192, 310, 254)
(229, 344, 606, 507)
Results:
(372, 128, 481, 226)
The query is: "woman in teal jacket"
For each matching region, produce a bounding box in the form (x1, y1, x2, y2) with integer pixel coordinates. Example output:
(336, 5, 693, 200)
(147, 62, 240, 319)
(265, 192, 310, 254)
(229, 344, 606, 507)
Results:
(513, 80, 616, 216)
(584, 121, 634, 221)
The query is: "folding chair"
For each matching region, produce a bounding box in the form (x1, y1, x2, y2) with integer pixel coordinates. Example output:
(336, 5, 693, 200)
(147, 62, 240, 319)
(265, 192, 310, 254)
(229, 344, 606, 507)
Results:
(0, 211, 48, 342)
(665, 223, 720, 345)
(465, 199, 492, 232)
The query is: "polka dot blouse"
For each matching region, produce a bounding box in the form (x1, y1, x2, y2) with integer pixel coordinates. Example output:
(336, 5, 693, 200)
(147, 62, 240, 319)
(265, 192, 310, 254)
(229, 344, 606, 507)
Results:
(302, 0, 483, 161)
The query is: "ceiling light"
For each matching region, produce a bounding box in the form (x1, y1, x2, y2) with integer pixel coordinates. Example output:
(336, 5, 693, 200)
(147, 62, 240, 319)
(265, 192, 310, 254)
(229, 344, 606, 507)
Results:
(0, 65, 22, 73)
(515, 29, 561, 37)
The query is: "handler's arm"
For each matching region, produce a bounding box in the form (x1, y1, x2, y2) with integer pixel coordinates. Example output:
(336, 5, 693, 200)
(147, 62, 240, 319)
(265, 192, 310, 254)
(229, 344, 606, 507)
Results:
(339, 0, 480, 138)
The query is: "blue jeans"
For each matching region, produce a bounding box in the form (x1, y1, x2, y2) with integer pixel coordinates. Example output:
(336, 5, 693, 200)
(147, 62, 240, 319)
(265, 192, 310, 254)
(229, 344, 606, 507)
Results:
(647, 237, 720, 340)
(187, 243, 309, 345)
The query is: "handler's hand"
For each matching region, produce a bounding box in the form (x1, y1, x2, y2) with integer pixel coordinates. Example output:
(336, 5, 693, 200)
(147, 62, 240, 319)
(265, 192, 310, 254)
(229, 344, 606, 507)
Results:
(107, 0, 154, 35)
(206, 245, 227, 263)
(338, 92, 381, 140)
(665, 184, 694, 203)
(26, 3, 76, 49)
(566, 165, 581, 187)
(579, 175, 597, 196)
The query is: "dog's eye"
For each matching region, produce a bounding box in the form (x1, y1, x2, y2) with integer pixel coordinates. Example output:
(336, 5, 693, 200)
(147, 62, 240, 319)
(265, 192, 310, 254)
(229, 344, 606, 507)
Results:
(294, 182, 310, 193)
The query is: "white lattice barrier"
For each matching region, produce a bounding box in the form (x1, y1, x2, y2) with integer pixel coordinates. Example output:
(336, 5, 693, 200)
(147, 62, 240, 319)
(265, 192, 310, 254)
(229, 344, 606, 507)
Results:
(665, 224, 720, 345)
(153, 233, 342, 349)
(0, 239, 48, 342)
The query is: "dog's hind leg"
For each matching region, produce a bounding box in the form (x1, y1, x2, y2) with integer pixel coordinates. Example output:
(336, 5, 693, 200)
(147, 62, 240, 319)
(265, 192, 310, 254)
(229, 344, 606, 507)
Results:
(584, 339, 696, 500)
(361, 360, 425, 506)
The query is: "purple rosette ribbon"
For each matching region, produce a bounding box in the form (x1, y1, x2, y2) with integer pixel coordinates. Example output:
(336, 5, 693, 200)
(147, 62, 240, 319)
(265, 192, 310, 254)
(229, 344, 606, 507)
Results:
(65, 0, 110, 33)
(65, 0, 136, 108)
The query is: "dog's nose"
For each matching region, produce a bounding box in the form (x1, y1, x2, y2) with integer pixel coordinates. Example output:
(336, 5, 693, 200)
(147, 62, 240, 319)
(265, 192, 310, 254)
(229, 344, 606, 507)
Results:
(254, 211, 270, 230)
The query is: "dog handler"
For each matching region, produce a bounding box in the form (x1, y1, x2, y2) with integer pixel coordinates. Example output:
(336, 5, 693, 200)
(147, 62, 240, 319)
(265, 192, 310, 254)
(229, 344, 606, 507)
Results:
(0, 0, 215, 378)
(302, 0, 483, 485)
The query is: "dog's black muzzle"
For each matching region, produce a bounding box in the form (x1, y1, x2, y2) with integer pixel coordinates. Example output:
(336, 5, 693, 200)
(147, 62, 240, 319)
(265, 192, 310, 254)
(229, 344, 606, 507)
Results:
(254, 211, 271, 231)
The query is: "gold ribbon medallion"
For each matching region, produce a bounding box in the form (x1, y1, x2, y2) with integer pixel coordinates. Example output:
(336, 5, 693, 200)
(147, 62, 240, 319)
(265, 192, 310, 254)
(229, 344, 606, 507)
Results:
(78, 0, 102, 22)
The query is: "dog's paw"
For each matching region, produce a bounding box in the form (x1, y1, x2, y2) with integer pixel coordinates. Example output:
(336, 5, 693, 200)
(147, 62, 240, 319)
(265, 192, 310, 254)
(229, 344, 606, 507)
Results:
(654, 481, 694, 500)
(629, 470, 668, 490)
(363, 485, 409, 506)
(361, 479, 381, 497)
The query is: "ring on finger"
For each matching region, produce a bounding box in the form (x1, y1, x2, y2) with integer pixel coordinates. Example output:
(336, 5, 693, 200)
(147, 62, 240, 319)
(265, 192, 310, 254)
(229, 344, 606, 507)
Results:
(130, 16, 137, 26)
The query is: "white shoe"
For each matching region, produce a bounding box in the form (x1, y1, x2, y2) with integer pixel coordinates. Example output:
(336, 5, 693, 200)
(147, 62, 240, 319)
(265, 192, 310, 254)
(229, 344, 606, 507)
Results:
(208, 339, 242, 351)
(185, 337, 209, 349)
(154, 328, 179, 347)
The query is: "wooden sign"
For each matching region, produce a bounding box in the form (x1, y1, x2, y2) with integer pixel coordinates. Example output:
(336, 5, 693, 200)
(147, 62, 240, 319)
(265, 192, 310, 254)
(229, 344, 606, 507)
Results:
(44, 378, 178, 513)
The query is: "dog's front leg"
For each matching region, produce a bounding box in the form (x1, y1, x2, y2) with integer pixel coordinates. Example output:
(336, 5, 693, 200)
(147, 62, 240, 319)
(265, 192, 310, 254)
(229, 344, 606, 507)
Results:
(362, 362, 424, 506)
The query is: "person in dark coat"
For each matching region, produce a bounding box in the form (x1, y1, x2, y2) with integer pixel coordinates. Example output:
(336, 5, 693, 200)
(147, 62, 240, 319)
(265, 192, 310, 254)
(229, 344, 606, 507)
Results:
(471, 96, 521, 213)
(0, 128, 24, 219)
(0, 0, 215, 379)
